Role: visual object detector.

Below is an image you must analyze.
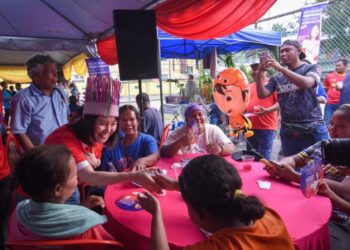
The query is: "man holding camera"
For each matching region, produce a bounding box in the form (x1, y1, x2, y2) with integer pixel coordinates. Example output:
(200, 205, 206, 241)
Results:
(256, 40, 329, 157)
(265, 104, 350, 250)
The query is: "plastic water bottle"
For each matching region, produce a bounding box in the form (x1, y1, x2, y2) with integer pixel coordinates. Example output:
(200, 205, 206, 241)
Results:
(188, 120, 199, 142)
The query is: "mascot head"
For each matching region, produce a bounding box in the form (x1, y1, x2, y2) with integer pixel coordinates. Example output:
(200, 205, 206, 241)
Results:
(212, 68, 250, 117)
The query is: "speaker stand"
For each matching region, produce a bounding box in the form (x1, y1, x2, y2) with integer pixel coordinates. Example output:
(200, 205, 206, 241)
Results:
(138, 78, 145, 132)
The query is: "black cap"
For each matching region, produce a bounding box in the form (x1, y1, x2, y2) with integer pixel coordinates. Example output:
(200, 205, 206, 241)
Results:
(250, 62, 260, 69)
(281, 40, 306, 60)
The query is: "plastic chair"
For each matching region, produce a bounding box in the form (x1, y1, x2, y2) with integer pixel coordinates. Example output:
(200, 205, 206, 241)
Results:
(159, 123, 172, 153)
(6, 239, 124, 250)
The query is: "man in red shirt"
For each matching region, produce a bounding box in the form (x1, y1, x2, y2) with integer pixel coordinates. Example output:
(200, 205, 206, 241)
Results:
(323, 59, 348, 125)
(246, 63, 279, 160)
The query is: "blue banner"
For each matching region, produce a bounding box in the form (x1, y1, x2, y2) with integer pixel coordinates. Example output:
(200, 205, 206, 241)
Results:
(86, 58, 110, 77)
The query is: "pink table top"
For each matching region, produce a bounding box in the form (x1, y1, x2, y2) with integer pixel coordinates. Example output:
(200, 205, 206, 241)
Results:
(104, 154, 332, 250)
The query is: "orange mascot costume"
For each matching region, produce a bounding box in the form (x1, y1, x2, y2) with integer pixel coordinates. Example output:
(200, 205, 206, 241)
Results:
(213, 68, 253, 137)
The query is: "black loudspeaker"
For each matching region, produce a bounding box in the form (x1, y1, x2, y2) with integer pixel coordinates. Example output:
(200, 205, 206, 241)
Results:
(113, 10, 160, 81)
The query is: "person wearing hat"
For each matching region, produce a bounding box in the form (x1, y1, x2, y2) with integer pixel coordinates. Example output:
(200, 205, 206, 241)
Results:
(11, 53, 69, 151)
(160, 103, 234, 157)
(45, 76, 162, 205)
(246, 63, 279, 160)
(255, 40, 329, 157)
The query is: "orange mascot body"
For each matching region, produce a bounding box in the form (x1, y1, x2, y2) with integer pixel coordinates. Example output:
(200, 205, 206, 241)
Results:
(213, 68, 253, 137)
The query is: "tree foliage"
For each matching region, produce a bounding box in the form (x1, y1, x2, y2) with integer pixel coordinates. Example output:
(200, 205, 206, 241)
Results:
(321, 0, 350, 57)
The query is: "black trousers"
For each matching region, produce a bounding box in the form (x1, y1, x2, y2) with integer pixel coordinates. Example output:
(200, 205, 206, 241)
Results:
(0, 174, 15, 250)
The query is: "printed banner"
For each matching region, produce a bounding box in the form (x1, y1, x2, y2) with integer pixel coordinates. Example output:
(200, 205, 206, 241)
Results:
(297, 3, 328, 64)
(86, 58, 110, 77)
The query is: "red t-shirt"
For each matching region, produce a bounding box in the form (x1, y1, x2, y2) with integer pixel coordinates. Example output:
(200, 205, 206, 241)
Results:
(0, 131, 11, 179)
(0, 89, 10, 179)
(323, 71, 345, 104)
(45, 125, 103, 171)
(246, 82, 278, 130)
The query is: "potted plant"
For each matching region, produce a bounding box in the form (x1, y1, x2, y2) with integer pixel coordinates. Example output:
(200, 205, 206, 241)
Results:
(198, 69, 213, 103)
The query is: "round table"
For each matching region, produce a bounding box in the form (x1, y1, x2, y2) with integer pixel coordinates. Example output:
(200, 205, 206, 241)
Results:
(104, 154, 331, 250)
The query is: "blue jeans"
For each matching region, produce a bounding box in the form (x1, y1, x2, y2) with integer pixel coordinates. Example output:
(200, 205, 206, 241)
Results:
(324, 104, 340, 126)
(280, 122, 329, 157)
(246, 130, 276, 160)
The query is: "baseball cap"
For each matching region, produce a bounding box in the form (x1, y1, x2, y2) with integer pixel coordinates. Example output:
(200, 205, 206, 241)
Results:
(250, 62, 260, 69)
(281, 40, 306, 60)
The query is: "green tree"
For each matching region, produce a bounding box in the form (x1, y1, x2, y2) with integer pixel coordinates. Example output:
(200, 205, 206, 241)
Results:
(271, 18, 299, 37)
(320, 0, 350, 58)
(272, 23, 288, 37)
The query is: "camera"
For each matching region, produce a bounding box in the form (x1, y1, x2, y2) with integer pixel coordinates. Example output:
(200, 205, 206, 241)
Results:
(321, 138, 350, 167)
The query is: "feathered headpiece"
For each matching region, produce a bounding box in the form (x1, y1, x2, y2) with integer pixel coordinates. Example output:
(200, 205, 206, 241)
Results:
(83, 76, 121, 117)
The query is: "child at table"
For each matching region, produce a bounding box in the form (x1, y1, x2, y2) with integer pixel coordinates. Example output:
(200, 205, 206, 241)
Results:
(7, 145, 115, 241)
(138, 155, 294, 250)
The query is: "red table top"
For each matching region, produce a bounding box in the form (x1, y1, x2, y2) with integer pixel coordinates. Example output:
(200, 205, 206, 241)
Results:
(104, 154, 332, 250)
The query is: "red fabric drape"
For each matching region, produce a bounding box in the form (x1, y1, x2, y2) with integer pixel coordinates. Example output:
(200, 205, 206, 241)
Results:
(97, 0, 277, 65)
(96, 35, 118, 65)
(155, 0, 276, 39)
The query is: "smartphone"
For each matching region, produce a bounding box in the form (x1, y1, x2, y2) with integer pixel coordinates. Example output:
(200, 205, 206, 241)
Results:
(260, 51, 271, 65)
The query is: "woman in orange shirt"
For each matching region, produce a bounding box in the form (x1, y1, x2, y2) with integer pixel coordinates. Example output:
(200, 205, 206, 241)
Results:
(138, 155, 294, 250)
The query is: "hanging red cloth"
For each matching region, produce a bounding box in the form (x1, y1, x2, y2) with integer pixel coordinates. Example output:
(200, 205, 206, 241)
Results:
(96, 0, 277, 65)
(96, 35, 118, 65)
(155, 0, 276, 39)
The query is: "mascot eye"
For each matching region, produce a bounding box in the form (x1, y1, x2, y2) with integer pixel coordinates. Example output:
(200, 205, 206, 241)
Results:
(226, 96, 232, 102)
(223, 79, 228, 83)
(214, 84, 225, 95)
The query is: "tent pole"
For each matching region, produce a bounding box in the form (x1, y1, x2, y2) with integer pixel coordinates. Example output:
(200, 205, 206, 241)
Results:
(138, 78, 145, 132)
(159, 77, 165, 126)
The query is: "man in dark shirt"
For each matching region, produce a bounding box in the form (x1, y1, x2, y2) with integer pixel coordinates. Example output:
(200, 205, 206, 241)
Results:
(340, 71, 350, 105)
(136, 93, 164, 144)
(256, 40, 329, 156)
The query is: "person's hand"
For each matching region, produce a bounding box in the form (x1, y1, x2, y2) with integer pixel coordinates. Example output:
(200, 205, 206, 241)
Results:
(153, 172, 178, 191)
(206, 144, 223, 155)
(253, 105, 267, 115)
(263, 157, 293, 177)
(263, 58, 283, 72)
(317, 181, 333, 197)
(81, 195, 105, 209)
(137, 191, 160, 216)
(264, 159, 299, 182)
(263, 161, 280, 177)
(131, 158, 147, 172)
(179, 134, 194, 147)
(84, 152, 101, 169)
(276, 165, 299, 182)
(134, 170, 163, 194)
(335, 82, 343, 91)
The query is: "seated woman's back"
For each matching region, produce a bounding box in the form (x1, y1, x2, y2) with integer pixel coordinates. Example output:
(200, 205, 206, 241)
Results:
(8, 145, 114, 241)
